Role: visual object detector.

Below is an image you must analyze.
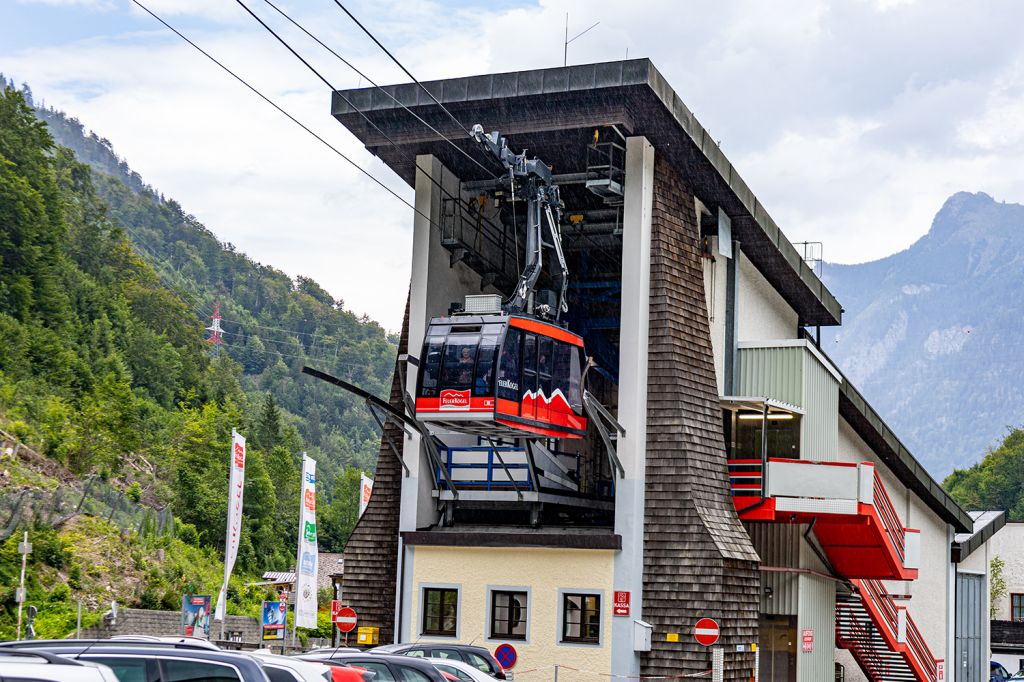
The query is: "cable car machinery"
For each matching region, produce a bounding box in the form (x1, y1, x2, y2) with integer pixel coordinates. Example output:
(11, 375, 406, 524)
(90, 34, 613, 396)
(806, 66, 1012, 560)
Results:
(304, 124, 625, 526)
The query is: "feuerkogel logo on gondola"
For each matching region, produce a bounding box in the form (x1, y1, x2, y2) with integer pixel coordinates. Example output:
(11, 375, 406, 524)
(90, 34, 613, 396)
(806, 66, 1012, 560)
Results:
(440, 389, 471, 410)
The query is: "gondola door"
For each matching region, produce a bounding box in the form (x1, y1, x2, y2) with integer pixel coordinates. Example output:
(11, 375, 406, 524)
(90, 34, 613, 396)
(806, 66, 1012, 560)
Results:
(521, 333, 538, 421)
(495, 327, 522, 421)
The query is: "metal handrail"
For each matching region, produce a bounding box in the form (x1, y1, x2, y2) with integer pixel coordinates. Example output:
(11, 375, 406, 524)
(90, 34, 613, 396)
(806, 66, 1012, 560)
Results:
(872, 475, 906, 561)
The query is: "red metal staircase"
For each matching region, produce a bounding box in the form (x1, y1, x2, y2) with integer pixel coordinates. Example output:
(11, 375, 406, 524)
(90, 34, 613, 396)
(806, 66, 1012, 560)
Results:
(835, 579, 938, 682)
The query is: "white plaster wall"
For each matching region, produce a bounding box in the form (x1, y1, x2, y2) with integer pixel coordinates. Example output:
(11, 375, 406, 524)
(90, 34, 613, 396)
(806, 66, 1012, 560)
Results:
(703, 236, 728, 396)
(836, 416, 952, 667)
(905, 492, 951, 666)
(982, 523, 1024, 620)
(737, 255, 799, 342)
(835, 419, 904, 524)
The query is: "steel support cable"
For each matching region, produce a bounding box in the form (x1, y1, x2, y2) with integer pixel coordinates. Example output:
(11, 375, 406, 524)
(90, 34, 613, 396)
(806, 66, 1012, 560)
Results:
(130, 0, 444, 237)
(261, 0, 497, 180)
(331, 0, 477, 140)
(236, 0, 513, 267)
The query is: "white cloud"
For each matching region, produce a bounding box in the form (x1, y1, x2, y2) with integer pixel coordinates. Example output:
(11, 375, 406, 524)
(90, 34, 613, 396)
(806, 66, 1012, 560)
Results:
(6, 0, 1024, 329)
(18, 0, 114, 8)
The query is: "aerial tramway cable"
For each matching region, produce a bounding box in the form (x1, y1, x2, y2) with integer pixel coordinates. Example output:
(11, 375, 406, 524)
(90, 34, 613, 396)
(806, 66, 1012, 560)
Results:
(129, 0, 444, 237)
(260, 0, 498, 181)
(233, 0, 519, 284)
(330, 0, 480, 142)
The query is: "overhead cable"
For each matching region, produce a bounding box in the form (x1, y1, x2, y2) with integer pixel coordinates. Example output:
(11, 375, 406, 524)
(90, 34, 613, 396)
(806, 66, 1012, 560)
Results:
(330, 0, 478, 140)
(260, 0, 497, 179)
(130, 0, 441, 235)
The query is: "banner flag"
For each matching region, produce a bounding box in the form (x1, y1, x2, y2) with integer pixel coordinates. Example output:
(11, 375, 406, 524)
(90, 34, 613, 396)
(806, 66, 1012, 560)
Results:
(294, 453, 318, 629)
(359, 473, 373, 518)
(214, 429, 246, 621)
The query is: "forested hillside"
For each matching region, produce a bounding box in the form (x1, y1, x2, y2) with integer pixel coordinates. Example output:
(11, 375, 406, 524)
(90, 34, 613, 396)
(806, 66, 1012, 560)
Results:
(27, 87, 397, 476)
(0, 77, 394, 564)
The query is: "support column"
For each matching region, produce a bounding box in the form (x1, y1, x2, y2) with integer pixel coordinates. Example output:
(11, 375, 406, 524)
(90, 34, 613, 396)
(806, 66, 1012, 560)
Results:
(611, 136, 655, 676)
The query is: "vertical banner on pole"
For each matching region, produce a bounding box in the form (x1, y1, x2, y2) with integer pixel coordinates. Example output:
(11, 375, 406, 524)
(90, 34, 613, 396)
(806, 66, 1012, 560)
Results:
(359, 473, 373, 518)
(295, 454, 318, 629)
(214, 430, 246, 621)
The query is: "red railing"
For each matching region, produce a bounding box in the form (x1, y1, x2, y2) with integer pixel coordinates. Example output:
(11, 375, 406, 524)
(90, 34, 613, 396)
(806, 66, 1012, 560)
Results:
(872, 472, 906, 563)
(836, 601, 889, 677)
(727, 458, 764, 497)
(855, 579, 938, 682)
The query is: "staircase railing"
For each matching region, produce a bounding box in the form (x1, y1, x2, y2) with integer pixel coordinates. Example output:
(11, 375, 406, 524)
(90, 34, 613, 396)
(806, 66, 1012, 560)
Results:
(854, 578, 938, 682)
(726, 458, 764, 497)
(872, 472, 906, 563)
(837, 601, 888, 677)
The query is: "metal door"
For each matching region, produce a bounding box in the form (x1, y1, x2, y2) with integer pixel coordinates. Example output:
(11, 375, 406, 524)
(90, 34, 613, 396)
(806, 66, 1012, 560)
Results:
(956, 572, 985, 682)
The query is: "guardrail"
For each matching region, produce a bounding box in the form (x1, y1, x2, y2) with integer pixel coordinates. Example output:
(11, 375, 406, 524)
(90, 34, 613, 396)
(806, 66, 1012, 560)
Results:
(435, 445, 535, 492)
(857, 578, 938, 682)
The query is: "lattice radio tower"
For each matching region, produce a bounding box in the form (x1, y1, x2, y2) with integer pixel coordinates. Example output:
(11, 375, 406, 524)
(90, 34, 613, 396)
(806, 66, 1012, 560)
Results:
(205, 302, 224, 353)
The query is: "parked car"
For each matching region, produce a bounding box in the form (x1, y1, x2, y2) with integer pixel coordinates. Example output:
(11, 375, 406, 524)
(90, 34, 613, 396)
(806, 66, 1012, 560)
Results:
(994, 661, 1014, 681)
(0, 643, 271, 682)
(297, 652, 448, 682)
(369, 645, 505, 680)
(251, 651, 332, 682)
(0, 639, 217, 652)
(424, 657, 495, 682)
(0, 649, 119, 682)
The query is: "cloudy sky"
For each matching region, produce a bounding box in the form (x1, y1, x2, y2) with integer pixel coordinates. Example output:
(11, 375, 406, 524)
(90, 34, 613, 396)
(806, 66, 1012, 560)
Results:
(3, 0, 1023, 330)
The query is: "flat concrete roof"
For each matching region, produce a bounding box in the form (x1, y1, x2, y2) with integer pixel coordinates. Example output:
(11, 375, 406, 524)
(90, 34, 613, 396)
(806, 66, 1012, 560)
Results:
(331, 58, 842, 327)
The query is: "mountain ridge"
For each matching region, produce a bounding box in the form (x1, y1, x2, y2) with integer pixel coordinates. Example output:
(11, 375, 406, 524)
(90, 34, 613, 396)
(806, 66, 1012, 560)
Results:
(822, 191, 1024, 477)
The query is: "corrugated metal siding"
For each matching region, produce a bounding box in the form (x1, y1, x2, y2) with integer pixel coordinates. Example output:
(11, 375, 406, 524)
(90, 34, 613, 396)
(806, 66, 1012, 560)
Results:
(748, 524, 799, 615)
(737, 346, 803, 407)
(801, 350, 839, 461)
(797, 573, 836, 681)
(956, 572, 986, 682)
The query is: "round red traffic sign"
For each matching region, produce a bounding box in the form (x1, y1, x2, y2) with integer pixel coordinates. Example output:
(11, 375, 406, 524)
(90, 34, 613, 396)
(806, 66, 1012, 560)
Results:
(694, 618, 720, 646)
(494, 643, 517, 669)
(334, 606, 358, 633)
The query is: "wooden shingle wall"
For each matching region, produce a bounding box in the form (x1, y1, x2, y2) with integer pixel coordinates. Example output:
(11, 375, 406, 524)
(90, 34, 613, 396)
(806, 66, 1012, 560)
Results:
(642, 157, 760, 679)
(339, 297, 409, 644)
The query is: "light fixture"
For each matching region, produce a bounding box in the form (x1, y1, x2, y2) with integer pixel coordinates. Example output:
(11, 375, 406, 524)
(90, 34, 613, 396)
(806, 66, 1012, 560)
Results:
(737, 413, 795, 421)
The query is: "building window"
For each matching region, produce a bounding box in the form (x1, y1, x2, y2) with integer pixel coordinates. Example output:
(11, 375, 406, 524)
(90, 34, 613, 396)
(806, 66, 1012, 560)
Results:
(1012, 594, 1024, 621)
(490, 590, 528, 640)
(561, 593, 600, 644)
(422, 587, 458, 636)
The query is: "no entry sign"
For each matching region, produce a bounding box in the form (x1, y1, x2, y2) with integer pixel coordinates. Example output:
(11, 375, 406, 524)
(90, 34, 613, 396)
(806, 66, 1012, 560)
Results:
(331, 601, 358, 633)
(694, 618, 720, 646)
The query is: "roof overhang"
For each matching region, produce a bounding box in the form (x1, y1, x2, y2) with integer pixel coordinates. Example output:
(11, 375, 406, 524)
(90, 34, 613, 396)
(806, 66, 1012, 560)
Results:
(331, 58, 842, 327)
(721, 396, 805, 415)
(951, 510, 1007, 563)
(829, 348, 974, 533)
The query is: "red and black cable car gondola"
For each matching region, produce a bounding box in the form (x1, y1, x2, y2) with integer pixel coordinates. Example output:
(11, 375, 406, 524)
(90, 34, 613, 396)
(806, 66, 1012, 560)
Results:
(415, 313, 587, 439)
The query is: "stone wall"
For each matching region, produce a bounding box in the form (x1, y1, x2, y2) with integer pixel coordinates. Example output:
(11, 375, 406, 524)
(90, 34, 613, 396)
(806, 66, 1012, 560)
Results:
(80, 608, 261, 643)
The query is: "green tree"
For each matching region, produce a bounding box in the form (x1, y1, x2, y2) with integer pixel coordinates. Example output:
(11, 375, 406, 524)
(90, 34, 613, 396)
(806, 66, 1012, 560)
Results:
(945, 428, 1024, 518)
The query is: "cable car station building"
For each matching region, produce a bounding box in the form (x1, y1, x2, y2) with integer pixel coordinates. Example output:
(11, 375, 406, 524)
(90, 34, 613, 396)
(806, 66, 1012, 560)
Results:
(328, 59, 997, 681)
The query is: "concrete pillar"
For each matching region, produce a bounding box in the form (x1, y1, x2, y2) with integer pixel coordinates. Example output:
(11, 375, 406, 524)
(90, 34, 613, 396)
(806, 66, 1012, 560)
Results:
(610, 136, 654, 676)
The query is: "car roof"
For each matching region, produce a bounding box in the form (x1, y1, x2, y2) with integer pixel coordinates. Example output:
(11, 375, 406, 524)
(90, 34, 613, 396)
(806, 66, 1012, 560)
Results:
(309, 653, 436, 668)
(0, 649, 86, 665)
(0, 639, 218, 652)
(16, 644, 260, 664)
(372, 644, 490, 655)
